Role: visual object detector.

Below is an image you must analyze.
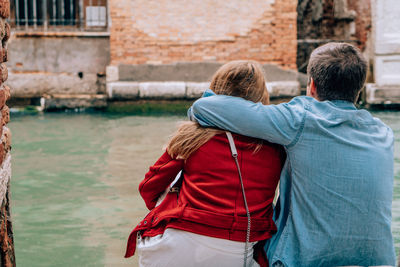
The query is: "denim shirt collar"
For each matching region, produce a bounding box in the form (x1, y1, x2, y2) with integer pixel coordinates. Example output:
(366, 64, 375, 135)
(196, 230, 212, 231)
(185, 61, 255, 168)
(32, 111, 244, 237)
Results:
(328, 100, 357, 110)
(202, 89, 216, 97)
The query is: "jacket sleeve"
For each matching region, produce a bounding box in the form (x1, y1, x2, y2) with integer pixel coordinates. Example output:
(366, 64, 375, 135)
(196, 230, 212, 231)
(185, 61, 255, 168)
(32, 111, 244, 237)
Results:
(189, 89, 307, 146)
(139, 151, 184, 210)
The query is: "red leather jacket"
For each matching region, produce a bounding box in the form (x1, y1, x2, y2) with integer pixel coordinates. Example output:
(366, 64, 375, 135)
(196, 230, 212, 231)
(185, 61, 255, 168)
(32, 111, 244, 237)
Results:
(125, 133, 285, 265)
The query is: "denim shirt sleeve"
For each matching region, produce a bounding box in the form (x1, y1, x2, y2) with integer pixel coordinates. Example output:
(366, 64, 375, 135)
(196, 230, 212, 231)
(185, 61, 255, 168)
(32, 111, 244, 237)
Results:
(189, 90, 307, 146)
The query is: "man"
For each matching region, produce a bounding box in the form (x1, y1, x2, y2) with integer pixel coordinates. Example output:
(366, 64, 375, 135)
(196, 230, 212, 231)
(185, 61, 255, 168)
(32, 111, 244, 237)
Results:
(189, 43, 396, 266)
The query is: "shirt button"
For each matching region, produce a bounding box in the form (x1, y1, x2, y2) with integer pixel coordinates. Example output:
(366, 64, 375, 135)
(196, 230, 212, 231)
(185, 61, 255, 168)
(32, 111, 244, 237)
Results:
(144, 220, 147, 225)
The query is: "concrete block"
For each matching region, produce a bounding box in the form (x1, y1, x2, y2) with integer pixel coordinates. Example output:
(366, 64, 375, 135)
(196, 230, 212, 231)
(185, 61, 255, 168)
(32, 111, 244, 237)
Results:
(374, 55, 400, 86)
(366, 83, 400, 104)
(139, 82, 186, 99)
(119, 62, 220, 82)
(186, 82, 210, 98)
(42, 94, 107, 110)
(46, 73, 98, 94)
(297, 72, 308, 89)
(370, 0, 400, 107)
(8, 36, 109, 74)
(107, 82, 139, 99)
(267, 81, 300, 98)
(263, 64, 298, 82)
(106, 65, 119, 82)
(8, 72, 99, 97)
(118, 62, 299, 83)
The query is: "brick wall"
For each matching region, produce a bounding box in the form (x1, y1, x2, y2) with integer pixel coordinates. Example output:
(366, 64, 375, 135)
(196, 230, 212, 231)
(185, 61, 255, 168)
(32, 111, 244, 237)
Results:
(348, 0, 371, 52)
(109, 0, 298, 69)
(0, 0, 15, 266)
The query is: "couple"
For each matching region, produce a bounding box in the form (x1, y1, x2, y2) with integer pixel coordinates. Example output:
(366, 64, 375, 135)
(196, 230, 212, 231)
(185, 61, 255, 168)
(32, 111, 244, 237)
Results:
(126, 43, 396, 267)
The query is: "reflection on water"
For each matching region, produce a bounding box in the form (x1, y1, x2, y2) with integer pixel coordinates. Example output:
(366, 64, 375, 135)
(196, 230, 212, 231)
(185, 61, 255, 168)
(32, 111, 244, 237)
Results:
(10, 113, 182, 267)
(8, 111, 400, 266)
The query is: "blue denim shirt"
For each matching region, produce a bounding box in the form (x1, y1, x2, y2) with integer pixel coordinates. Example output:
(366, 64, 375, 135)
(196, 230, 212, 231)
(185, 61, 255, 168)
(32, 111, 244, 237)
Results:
(189, 90, 396, 266)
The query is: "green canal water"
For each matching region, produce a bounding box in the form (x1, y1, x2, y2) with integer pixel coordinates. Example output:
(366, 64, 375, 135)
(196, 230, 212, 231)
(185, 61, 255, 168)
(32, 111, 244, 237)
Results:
(8, 111, 400, 266)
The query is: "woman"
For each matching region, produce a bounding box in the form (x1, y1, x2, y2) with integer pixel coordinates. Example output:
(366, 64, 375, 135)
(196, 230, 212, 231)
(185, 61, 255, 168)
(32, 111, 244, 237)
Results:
(125, 60, 285, 267)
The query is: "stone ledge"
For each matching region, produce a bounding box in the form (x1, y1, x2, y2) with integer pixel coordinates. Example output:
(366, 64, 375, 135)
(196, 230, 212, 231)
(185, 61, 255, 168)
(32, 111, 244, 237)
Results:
(107, 81, 301, 100)
(186, 82, 210, 98)
(366, 84, 400, 104)
(8, 72, 100, 98)
(139, 82, 186, 99)
(107, 82, 139, 100)
(118, 62, 299, 82)
(41, 94, 107, 110)
(267, 81, 301, 98)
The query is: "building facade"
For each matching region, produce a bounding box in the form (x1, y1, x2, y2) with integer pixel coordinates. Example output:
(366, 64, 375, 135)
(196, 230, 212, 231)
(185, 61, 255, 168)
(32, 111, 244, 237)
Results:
(5, 0, 399, 108)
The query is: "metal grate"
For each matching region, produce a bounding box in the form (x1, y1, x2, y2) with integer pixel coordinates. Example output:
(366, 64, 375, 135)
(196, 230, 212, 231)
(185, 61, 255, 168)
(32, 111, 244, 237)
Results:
(10, 0, 107, 31)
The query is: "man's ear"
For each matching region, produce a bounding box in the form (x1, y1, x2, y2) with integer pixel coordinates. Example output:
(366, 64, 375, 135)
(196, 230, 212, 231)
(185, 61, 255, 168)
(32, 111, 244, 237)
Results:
(308, 78, 319, 100)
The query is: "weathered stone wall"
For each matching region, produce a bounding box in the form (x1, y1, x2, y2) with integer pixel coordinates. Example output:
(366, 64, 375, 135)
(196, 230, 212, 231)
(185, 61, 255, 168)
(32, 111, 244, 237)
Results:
(297, 0, 371, 73)
(0, 0, 15, 266)
(107, 62, 301, 101)
(366, 0, 400, 105)
(347, 0, 372, 52)
(7, 33, 109, 99)
(109, 0, 298, 69)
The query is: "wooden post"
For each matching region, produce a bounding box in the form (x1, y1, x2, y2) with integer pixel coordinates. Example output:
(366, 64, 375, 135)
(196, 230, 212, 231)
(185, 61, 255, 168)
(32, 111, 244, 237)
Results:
(0, 0, 15, 266)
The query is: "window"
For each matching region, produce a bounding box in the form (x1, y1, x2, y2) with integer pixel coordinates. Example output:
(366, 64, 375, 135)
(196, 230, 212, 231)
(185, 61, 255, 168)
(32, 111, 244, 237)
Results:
(10, 0, 107, 31)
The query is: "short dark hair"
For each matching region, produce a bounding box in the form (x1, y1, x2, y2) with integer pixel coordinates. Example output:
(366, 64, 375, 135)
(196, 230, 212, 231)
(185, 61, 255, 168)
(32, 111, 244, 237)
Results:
(307, 42, 367, 103)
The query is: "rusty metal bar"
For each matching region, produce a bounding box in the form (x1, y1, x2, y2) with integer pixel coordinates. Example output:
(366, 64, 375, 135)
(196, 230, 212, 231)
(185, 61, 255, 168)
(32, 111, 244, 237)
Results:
(43, 0, 48, 30)
(79, 0, 83, 29)
(33, 0, 37, 29)
(15, 0, 20, 29)
(24, 0, 28, 29)
(70, 0, 73, 25)
(51, 0, 56, 26)
(61, 0, 64, 25)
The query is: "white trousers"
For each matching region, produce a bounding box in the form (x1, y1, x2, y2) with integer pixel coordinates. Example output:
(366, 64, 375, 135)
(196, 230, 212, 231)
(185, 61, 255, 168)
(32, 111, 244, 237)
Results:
(137, 228, 260, 267)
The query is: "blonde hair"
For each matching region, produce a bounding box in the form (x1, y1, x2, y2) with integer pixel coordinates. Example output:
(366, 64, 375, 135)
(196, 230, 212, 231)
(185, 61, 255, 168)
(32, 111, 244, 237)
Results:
(167, 60, 269, 160)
